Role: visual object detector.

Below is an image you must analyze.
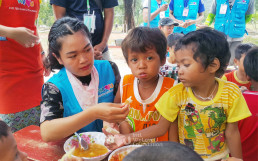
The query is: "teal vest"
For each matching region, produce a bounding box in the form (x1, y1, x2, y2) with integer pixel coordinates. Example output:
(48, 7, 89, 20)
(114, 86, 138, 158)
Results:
(143, 0, 170, 28)
(47, 60, 115, 132)
(173, 0, 199, 34)
(214, 0, 249, 38)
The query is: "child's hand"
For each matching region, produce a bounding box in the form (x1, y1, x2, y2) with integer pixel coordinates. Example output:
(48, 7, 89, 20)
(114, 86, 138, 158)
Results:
(240, 86, 248, 93)
(95, 103, 129, 123)
(103, 128, 128, 150)
(222, 157, 243, 161)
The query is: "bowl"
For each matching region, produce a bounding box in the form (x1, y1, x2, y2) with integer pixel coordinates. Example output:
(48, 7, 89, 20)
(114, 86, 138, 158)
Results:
(108, 145, 142, 161)
(64, 132, 111, 161)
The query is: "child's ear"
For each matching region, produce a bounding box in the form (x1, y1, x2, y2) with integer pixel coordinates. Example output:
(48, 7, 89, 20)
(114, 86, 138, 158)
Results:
(208, 58, 220, 74)
(52, 53, 63, 65)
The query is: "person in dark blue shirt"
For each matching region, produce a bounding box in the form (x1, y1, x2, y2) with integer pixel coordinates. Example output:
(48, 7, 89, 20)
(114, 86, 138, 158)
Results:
(50, 0, 118, 60)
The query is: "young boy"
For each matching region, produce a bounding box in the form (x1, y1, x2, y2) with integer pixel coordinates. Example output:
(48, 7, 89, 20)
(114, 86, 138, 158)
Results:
(113, 27, 177, 143)
(222, 43, 255, 90)
(160, 33, 183, 82)
(0, 120, 28, 161)
(158, 17, 179, 38)
(105, 28, 251, 161)
(238, 47, 258, 161)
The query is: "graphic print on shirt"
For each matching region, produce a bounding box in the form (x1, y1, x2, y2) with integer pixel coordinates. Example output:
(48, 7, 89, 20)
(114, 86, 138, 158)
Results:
(17, 0, 34, 7)
(201, 106, 226, 153)
(183, 103, 227, 153)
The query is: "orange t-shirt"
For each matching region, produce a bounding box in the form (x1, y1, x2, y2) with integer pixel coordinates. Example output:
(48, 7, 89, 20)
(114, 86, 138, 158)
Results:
(0, 0, 43, 114)
(121, 74, 174, 142)
(222, 71, 251, 89)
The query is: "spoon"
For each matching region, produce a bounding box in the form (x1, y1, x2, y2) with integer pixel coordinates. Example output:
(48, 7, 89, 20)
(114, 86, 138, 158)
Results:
(74, 132, 88, 150)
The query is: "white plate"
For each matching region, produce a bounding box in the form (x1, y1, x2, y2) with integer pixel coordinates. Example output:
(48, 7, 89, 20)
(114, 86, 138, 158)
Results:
(108, 145, 142, 161)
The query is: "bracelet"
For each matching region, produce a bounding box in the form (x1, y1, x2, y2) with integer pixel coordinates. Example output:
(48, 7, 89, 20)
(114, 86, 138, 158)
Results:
(41, 51, 45, 55)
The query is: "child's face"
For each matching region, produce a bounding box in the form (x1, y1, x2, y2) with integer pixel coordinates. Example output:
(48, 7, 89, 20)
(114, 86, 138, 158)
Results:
(234, 54, 246, 73)
(0, 131, 28, 161)
(175, 46, 214, 88)
(168, 46, 176, 64)
(160, 25, 174, 38)
(127, 48, 165, 82)
(55, 31, 94, 77)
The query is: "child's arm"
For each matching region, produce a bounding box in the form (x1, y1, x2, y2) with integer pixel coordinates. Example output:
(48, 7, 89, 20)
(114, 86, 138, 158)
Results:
(104, 116, 171, 150)
(41, 103, 129, 142)
(113, 83, 121, 103)
(168, 117, 179, 142)
(225, 122, 243, 159)
(119, 120, 134, 134)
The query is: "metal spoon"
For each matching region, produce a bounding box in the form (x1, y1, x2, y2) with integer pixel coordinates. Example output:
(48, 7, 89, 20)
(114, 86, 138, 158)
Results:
(74, 132, 88, 150)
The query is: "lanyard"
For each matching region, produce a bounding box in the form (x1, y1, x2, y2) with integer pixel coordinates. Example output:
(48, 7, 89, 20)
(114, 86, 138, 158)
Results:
(87, 0, 90, 12)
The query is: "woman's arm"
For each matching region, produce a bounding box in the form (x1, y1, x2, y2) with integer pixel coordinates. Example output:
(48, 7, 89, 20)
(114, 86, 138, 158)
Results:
(0, 25, 39, 47)
(225, 122, 243, 159)
(142, 4, 168, 23)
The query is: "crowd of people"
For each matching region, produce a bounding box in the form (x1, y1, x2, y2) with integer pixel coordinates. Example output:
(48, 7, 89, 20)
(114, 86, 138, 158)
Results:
(0, 0, 257, 161)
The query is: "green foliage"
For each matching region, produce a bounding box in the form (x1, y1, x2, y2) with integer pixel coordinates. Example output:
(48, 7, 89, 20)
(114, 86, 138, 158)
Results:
(38, 1, 55, 27)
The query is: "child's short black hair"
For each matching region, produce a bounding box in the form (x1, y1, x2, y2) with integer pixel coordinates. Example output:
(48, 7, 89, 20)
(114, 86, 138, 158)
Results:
(0, 121, 10, 141)
(175, 27, 230, 77)
(167, 33, 184, 48)
(123, 142, 203, 161)
(244, 47, 258, 82)
(46, 17, 91, 71)
(235, 43, 254, 60)
(121, 27, 167, 63)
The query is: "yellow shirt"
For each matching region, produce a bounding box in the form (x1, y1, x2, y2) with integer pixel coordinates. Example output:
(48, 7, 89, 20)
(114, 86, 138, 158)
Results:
(156, 78, 251, 161)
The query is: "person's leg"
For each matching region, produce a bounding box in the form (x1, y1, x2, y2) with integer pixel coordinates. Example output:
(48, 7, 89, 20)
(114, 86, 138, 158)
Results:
(229, 41, 242, 65)
(102, 50, 113, 61)
(0, 106, 41, 132)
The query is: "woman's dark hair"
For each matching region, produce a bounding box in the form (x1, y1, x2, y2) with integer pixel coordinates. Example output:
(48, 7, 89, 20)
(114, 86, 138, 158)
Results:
(175, 27, 230, 77)
(46, 17, 91, 71)
(235, 43, 254, 60)
(121, 27, 167, 63)
(244, 46, 258, 82)
(0, 121, 10, 141)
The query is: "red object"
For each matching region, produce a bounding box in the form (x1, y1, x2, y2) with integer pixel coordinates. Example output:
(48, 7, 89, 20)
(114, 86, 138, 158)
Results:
(0, 0, 44, 113)
(14, 125, 65, 161)
(238, 91, 258, 161)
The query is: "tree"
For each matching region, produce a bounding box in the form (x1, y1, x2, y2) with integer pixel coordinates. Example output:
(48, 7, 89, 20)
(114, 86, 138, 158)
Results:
(123, 0, 135, 32)
(38, 1, 55, 27)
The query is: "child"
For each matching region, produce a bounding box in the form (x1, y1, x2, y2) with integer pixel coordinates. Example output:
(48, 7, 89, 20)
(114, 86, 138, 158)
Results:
(0, 120, 28, 161)
(113, 27, 177, 143)
(158, 17, 179, 38)
(222, 43, 255, 91)
(40, 17, 129, 142)
(160, 33, 183, 82)
(104, 28, 251, 161)
(238, 47, 258, 161)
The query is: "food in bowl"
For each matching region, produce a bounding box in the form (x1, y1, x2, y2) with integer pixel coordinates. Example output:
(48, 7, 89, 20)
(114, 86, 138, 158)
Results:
(64, 132, 111, 161)
(73, 143, 108, 158)
(108, 145, 141, 161)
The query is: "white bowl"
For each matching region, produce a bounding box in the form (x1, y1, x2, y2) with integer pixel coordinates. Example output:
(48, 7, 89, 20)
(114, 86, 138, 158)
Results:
(108, 145, 142, 161)
(64, 132, 111, 161)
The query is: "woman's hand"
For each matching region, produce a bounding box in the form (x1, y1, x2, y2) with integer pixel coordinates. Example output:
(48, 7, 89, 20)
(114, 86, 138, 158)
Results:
(95, 103, 129, 123)
(9, 27, 39, 48)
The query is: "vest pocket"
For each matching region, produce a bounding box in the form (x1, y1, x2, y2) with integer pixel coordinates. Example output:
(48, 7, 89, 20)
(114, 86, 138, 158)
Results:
(235, 4, 247, 18)
(214, 23, 225, 32)
(233, 24, 245, 36)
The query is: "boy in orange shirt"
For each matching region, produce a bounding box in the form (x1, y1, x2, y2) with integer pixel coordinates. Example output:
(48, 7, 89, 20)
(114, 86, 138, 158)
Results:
(113, 27, 177, 143)
(222, 43, 255, 90)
